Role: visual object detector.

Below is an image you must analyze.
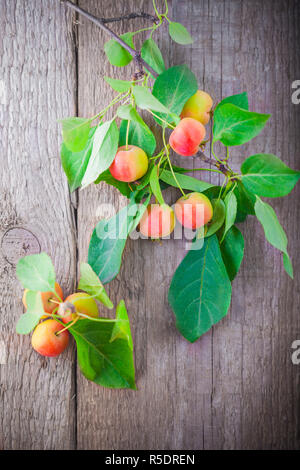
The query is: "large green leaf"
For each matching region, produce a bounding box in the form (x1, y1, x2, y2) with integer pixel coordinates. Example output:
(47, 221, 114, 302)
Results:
(152, 65, 198, 124)
(88, 192, 151, 284)
(234, 181, 256, 222)
(215, 92, 249, 112)
(110, 300, 133, 351)
(168, 22, 193, 45)
(70, 313, 136, 389)
(254, 197, 293, 278)
(78, 263, 113, 309)
(219, 225, 244, 281)
(213, 103, 270, 146)
(168, 235, 232, 342)
(61, 127, 96, 192)
(16, 252, 56, 292)
(81, 120, 119, 188)
(241, 153, 300, 197)
(159, 170, 213, 192)
(132, 86, 179, 124)
(16, 291, 45, 334)
(119, 118, 156, 157)
(59, 117, 91, 153)
(141, 38, 165, 77)
(104, 32, 134, 67)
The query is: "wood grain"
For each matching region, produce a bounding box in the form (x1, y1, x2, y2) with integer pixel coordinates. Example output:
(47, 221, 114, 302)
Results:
(0, 0, 77, 449)
(1, 0, 300, 450)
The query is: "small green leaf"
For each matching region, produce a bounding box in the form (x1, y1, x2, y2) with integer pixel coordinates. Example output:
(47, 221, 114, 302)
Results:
(119, 119, 156, 157)
(215, 92, 249, 112)
(168, 22, 193, 45)
(132, 86, 179, 124)
(110, 300, 133, 351)
(159, 170, 213, 192)
(234, 181, 256, 222)
(104, 76, 132, 93)
(104, 32, 134, 67)
(254, 197, 293, 278)
(150, 166, 165, 205)
(16, 252, 56, 292)
(221, 191, 237, 242)
(70, 316, 136, 389)
(59, 117, 91, 153)
(241, 153, 300, 198)
(81, 120, 119, 188)
(169, 235, 232, 342)
(78, 263, 113, 309)
(16, 291, 45, 334)
(141, 38, 165, 77)
(95, 169, 132, 198)
(213, 103, 270, 146)
(152, 65, 198, 125)
(219, 225, 244, 281)
(205, 199, 226, 238)
(61, 127, 96, 192)
(283, 252, 293, 279)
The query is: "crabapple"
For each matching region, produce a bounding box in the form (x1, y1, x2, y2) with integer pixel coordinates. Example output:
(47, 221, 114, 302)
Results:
(174, 192, 213, 230)
(109, 145, 148, 182)
(181, 90, 213, 125)
(31, 319, 69, 357)
(60, 292, 99, 324)
(139, 204, 175, 239)
(169, 118, 206, 157)
(22, 282, 63, 315)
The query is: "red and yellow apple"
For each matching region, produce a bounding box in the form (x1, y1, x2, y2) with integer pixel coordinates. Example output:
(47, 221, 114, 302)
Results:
(139, 204, 175, 239)
(174, 192, 213, 230)
(181, 90, 213, 125)
(169, 118, 206, 157)
(31, 319, 69, 357)
(109, 145, 148, 182)
(60, 292, 99, 324)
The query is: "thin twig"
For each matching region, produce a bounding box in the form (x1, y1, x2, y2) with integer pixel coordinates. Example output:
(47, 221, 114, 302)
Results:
(61, 0, 159, 78)
(97, 12, 160, 25)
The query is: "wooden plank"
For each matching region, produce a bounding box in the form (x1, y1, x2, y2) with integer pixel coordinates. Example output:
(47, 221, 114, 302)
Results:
(0, 0, 77, 449)
(76, 0, 300, 449)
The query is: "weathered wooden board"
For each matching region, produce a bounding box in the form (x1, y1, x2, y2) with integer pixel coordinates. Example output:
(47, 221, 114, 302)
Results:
(1, 0, 300, 450)
(0, 0, 77, 449)
(76, 0, 300, 450)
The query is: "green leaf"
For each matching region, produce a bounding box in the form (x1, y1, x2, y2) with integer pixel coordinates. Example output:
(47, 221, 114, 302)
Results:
(205, 199, 226, 238)
(104, 76, 132, 93)
(132, 86, 179, 124)
(119, 119, 156, 157)
(168, 235, 232, 342)
(78, 263, 113, 309)
(234, 181, 256, 222)
(221, 191, 237, 242)
(59, 117, 91, 153)
(241, 153, 300, 198)
(152, 65, 198, 124)
(70, 315, 136, 389)
(16, 291, 45, 334)
(213, 103, 270, 146)
(150, 166, 165, 205)
(254, 197, 293, 278)
(219, 225, 244, 281)
(168, 22, 193, 45)
(81, 120, 119, 188)
(16, 252, 56, 292)
(215, 92, 249, 112)
(88, 192, 151, 284)
(95, 169, 132, 198)
(104, 32, 134, 67)
(110, 300, 133, 351)
(61, 127, 96, 192)
(159, 170, 213, 192)
(141, 38, 165, 77)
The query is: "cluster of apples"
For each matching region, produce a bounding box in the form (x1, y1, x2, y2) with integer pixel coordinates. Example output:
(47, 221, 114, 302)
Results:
(23, 285, 98, 357)
(109, 90, 214, 238)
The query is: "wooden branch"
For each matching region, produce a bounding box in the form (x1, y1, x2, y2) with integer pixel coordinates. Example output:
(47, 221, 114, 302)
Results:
(61, 0, 159, 78)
